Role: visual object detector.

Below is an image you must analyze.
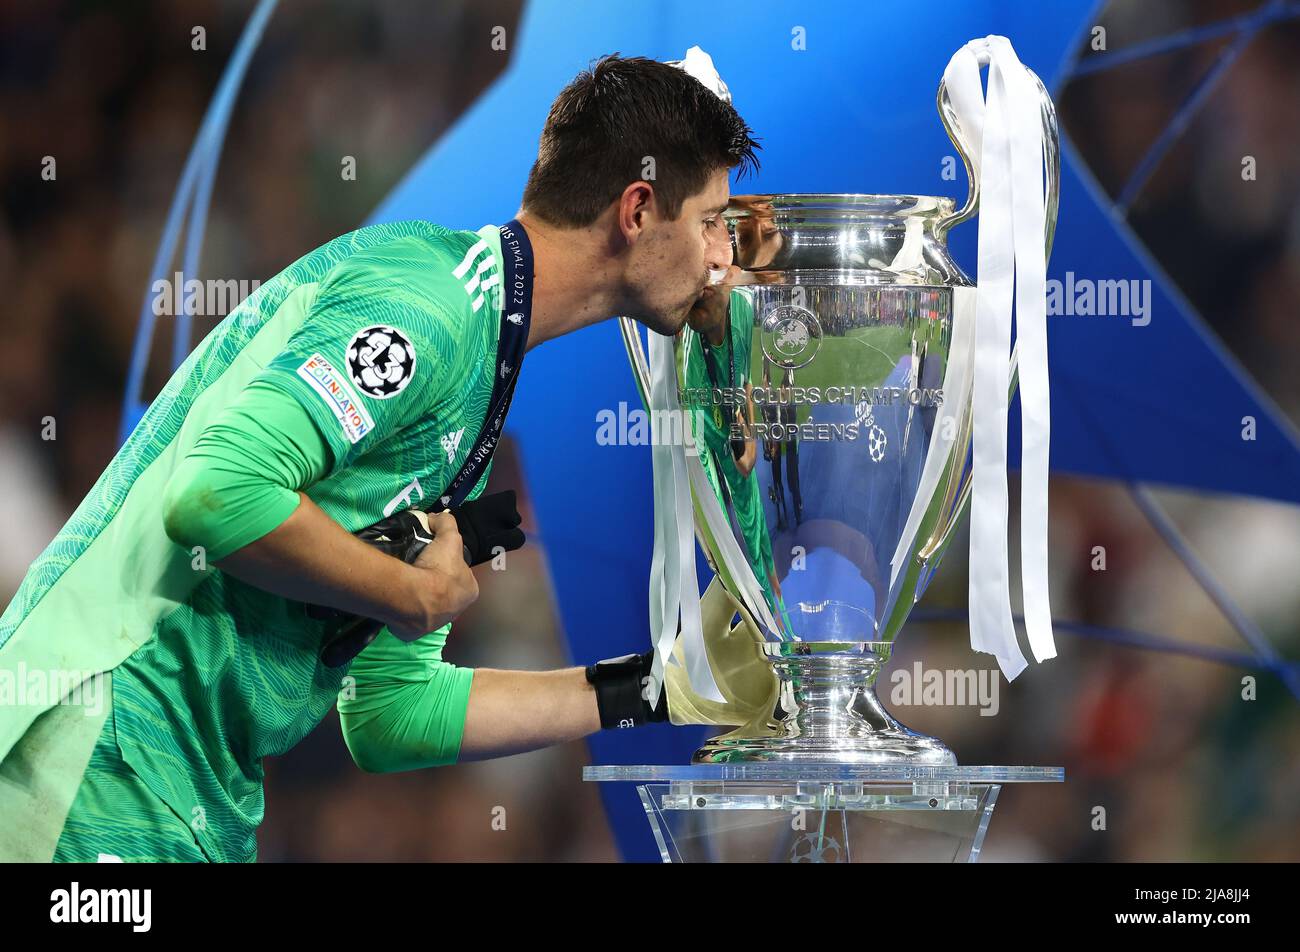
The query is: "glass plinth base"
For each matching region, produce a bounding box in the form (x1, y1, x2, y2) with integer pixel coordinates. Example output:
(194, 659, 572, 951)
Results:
(584, 765, 1064, 863)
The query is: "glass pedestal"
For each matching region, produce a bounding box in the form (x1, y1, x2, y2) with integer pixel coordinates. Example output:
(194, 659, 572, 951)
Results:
(584, 764, 1064, 863)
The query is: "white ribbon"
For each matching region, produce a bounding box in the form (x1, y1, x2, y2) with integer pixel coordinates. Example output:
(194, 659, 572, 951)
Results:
(940, 36, 1056, 679)
(672, 46, 732, 103)
(647, 329, 723, 705)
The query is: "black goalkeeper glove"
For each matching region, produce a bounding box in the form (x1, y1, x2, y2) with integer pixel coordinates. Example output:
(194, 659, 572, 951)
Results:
(355, 508, 435, 560)
(310, 491, 525, 667)
(455, 489, 525, 566)
(585, 649, 669, 729)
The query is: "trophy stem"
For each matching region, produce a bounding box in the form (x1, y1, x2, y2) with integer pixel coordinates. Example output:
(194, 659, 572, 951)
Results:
(693, 643, 957, 765)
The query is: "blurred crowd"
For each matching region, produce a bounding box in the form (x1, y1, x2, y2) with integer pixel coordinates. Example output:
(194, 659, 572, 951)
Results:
(0, 0, 1296, 861)
(1034, 0, 1300, 861)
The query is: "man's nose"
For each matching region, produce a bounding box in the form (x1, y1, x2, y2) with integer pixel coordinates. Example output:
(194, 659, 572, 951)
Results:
(706, 227, 734, 272)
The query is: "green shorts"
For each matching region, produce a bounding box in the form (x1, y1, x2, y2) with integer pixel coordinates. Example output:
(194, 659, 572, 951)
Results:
(53, 709, 209, 862)
(0, 673, 208, 862)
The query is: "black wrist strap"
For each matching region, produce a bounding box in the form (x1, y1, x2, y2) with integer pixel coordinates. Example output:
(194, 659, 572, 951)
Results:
(585, 651, 666, 729)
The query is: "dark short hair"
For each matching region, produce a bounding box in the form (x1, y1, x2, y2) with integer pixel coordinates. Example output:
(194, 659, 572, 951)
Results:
(522, 54, 760, 227)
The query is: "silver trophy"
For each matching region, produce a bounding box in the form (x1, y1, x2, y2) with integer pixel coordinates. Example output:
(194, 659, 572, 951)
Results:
(619, 67, 1060, 767)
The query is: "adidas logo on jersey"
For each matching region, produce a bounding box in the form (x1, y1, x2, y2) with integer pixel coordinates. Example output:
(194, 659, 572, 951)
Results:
(452, 239, 500, 313)
(440, 427, 465, 463)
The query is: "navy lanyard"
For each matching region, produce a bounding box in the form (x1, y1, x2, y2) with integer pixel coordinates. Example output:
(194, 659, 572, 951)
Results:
(701, 316, 735, 394)
(701, 308, 737, 439)
(434, 219, 533, 511)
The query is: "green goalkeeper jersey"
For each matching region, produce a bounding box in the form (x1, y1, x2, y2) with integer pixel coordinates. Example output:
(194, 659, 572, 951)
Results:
(0, 219, 508, 861)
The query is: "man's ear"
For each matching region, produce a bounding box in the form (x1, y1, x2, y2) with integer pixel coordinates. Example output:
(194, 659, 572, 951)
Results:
(617, 180, 656, 244)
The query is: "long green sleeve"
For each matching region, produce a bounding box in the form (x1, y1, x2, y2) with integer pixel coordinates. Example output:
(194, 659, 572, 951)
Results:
(337, 625, 475, 772)
(161, 378, 330, 562)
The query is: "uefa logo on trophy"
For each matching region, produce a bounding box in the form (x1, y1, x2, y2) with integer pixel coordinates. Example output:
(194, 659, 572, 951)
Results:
(761, 303, 821, 369)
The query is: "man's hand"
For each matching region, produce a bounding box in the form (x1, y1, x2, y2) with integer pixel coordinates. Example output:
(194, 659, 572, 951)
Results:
(584, 578, 781, 731)
(223, 491, 520, 664)
(317, 492, 524, 662)
(389, 511, 479, 641)
(214, 493, 452, 639)
(662, 576, 780, 727)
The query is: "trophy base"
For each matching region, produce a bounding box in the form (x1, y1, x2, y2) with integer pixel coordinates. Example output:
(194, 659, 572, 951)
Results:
(693, 641, 957, 766)
(692, 729, 956, 765)
(583, 765, 1065, 863)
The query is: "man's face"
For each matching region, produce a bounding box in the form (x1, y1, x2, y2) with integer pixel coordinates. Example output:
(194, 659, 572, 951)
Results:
(625, 168, 734, 336)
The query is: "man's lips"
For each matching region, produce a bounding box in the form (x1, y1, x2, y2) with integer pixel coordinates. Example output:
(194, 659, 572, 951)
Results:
(690, 286, 715, 310)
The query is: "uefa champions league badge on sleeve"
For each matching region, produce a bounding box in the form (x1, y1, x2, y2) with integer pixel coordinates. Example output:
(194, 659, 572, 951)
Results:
(345, 325, 417, 399)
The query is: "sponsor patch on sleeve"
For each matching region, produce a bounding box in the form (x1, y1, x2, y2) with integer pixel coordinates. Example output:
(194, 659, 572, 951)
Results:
(296, 352, 376, 444)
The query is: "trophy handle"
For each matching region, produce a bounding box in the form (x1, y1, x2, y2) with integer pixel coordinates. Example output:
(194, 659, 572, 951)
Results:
(619, 315, 653, 409)
(935, 63, 1060, 262)
(619, 314, 708, 563)
(619, 315, 781, 636)
(920, 64, 1060, 563)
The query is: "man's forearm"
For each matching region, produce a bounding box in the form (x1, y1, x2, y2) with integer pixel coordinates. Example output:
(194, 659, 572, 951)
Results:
(214, 491, 433, 634)
(458, 667, 601, 761)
